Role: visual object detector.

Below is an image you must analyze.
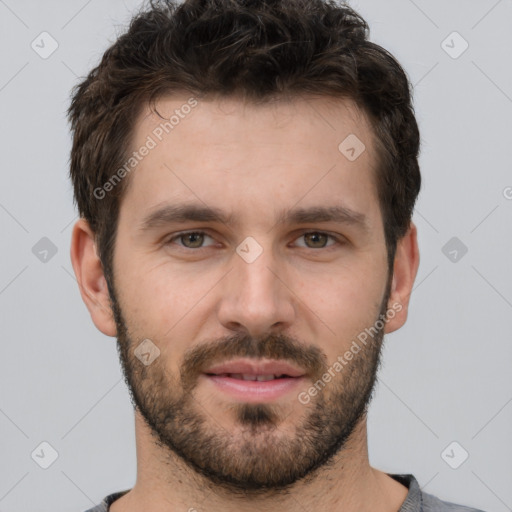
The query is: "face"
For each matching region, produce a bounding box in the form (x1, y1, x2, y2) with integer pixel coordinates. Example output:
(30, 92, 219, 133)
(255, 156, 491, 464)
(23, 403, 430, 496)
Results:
(107, 94, 394, 492)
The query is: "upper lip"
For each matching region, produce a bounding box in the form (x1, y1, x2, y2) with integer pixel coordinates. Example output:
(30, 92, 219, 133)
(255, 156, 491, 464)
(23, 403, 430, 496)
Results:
(204, 358, 306, 378)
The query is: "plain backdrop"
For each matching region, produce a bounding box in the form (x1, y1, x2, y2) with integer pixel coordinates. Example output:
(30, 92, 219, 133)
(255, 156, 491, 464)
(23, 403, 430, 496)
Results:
(0, 1, 511, 511)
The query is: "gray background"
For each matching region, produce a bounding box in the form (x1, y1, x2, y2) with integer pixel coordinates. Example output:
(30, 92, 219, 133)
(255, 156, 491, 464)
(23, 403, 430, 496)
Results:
(0, 1, 511, 511)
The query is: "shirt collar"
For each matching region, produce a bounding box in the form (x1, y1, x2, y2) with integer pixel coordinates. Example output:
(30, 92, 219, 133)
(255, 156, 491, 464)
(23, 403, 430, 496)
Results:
(389, 473, 423, 512)
(103, 473, 423, 511)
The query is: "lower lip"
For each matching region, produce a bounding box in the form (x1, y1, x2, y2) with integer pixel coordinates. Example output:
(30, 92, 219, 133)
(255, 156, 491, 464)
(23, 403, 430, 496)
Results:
(201, 374, 306, 402)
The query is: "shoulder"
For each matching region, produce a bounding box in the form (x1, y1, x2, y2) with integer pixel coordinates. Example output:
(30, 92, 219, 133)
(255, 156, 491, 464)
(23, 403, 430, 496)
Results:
(82, 489, 130, 512)
(422, 489, 487, 512)
(388, 473, 487, 512)
(82, 504, 107, 512)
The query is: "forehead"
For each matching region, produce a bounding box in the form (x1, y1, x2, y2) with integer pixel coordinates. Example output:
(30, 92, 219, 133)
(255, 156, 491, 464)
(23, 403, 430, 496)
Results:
(135, 93, 375, 150)
(120, 93, 381, 229)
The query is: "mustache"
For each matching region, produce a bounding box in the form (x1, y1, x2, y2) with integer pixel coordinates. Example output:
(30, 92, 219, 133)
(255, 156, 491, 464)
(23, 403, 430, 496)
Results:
(179, 332, 327, 391)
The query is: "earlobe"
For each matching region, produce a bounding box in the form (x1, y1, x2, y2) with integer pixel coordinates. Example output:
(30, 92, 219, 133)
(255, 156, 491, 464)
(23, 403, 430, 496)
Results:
(70, 218, 117, 337)
(384, 222, 420, 334)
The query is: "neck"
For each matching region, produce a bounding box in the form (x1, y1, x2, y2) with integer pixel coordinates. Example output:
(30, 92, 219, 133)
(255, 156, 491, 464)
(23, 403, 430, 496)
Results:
(110, 411, 409, 512)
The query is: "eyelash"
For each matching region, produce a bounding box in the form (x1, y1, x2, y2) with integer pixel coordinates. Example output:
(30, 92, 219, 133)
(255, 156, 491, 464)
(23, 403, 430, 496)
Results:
(164, 230, 344, 250)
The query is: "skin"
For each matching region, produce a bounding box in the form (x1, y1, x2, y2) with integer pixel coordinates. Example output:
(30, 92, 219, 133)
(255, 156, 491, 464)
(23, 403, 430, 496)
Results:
(71, 94, 419, 512)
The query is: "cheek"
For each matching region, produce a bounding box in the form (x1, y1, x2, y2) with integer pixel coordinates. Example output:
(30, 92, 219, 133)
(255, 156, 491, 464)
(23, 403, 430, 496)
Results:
(294, 267, 385, 351)
(114, 258, 218, 350)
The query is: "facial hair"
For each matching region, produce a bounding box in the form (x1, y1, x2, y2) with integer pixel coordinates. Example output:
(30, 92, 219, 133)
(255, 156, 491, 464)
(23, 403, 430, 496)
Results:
(110, 276, 392, 496)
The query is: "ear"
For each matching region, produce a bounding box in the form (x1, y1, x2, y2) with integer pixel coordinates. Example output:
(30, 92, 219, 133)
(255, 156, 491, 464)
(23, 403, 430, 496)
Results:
(70, 218, 117, 337)
(384, 221, 420, 334)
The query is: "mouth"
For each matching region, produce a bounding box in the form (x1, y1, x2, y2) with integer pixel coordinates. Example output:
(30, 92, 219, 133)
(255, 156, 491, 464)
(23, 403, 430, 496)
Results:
(204, 358, 305, 378)
(201, 359, 307, 402)
(205, 373, 296, 381)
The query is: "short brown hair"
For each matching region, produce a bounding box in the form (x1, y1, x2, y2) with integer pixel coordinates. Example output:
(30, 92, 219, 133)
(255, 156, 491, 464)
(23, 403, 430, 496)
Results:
(67, 0, 421, 290)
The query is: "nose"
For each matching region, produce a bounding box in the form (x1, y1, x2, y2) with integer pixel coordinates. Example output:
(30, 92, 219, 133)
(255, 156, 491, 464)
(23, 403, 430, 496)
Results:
(216, 242, 296, 337)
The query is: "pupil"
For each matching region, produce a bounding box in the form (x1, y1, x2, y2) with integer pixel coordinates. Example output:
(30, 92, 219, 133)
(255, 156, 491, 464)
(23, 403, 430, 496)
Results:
(184, 233, 203, 248)
(306, 232, 326, 248)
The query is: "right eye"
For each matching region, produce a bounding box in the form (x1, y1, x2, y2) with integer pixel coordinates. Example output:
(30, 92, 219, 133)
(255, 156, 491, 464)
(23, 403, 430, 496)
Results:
(165, 231, 217, 249)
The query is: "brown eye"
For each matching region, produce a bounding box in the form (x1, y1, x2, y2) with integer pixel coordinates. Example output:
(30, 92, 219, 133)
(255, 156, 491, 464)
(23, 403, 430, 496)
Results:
(301, 232, 332, 249)
(166, 231, 216, 249)
(180, 232, 205, 248)
(304, 232, 327, 248)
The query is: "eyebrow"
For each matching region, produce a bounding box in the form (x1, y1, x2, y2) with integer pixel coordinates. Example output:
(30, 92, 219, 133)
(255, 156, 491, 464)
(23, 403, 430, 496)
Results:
(138, 202, 369, 233)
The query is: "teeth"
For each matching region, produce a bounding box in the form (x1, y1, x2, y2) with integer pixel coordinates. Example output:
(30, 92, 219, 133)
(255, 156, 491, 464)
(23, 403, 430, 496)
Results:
(229, 373, 258, 381)
(226, 373, 278, 381)
(256, 374, 276, 381)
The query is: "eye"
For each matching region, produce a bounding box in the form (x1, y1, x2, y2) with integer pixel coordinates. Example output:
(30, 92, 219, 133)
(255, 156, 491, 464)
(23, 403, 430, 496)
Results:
(164, 230, 343, 251)
(166, 231, 216, 249)
(293, 232, 340, 249)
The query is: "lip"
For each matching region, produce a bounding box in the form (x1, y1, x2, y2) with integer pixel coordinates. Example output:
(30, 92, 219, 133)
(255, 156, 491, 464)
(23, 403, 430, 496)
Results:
(204, 358, 306, 378)
(201, 358, 307, 403)
(201, 374, 306, 402)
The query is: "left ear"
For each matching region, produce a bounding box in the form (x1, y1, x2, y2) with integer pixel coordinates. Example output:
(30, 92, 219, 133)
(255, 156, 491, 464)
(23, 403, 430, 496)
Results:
(384, 221, 420, 334)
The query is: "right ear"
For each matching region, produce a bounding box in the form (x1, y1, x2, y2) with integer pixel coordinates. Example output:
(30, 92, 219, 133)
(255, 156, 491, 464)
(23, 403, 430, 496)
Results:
(70, 218, 117, 337)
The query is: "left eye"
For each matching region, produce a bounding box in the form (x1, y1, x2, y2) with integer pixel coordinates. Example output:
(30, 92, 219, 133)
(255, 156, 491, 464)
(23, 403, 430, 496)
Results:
(293, 232, 338, 249)
(166, 231, 338, 250)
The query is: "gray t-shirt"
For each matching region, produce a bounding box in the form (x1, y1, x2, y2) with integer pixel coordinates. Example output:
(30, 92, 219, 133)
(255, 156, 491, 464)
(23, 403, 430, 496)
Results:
(83, 473, 486, 511)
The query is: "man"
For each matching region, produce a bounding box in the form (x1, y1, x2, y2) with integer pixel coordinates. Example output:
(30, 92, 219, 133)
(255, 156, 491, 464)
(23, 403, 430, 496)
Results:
(68, 0, 485, 510)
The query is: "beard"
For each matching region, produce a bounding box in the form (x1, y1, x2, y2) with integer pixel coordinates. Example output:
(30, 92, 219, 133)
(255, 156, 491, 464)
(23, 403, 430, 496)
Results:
(109, 275, 392, 496)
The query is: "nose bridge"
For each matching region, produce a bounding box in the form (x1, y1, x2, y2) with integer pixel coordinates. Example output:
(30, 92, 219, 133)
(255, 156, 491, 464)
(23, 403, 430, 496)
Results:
(217, 236, 295, 334)
(238, 242, 278, 301)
